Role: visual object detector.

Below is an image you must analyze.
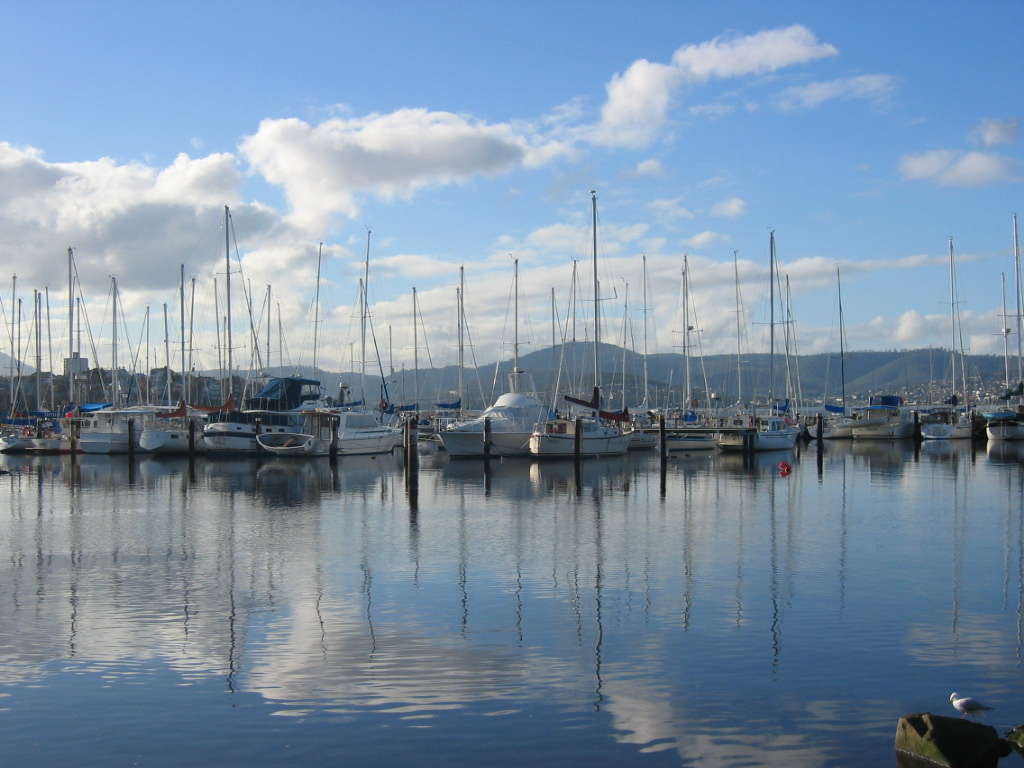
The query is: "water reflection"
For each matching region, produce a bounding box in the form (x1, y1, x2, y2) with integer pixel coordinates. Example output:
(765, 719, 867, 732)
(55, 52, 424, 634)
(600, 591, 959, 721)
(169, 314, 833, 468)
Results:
(1, 446, 1024, 767)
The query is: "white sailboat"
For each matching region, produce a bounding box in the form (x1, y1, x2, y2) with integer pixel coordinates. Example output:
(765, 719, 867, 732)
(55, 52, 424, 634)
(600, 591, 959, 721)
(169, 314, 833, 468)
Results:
(821, 268, 856, 439)
(440, 259, 549, 458)
(661, 254, 717, 451)
(986, 215, 1024, 441)
(921, 238, 973, 440)
(850, 395, 916, 439)
(530, 191, 633, 458)
(714, 233, 801, 452)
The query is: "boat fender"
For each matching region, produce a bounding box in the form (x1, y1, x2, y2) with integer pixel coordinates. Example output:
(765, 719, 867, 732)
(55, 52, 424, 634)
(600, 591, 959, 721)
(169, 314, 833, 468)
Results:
(778, 461, 792, 476)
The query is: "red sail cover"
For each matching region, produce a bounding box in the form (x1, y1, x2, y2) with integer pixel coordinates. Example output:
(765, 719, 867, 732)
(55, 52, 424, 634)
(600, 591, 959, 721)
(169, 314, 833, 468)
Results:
(563, 387, 631, 423)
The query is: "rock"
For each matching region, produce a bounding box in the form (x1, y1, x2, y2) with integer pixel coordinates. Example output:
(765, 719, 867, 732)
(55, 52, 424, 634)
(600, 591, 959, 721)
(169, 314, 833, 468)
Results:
(895, 712, 1011, 768)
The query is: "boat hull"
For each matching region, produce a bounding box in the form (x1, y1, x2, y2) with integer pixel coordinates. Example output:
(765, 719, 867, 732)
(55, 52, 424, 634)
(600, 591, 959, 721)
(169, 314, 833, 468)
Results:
(529, 419, 632, 458)
(439, 429, 534, 458)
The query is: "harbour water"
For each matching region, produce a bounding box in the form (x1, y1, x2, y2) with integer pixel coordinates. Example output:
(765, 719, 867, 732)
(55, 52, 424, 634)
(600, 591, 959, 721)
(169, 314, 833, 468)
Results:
(2, 440, 1023, 767)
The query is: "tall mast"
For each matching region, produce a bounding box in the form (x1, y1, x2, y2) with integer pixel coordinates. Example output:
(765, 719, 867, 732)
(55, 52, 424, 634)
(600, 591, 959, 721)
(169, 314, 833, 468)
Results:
(837, 268, 846, 407)
(223, 205, 232, 401)
(68, 248, 74, 404)
(948, 237, 957, 406)
(313, 242, 322, 373)
(361, 228, 371, 407)
(412, 286, 419, 407)
(34, 290, 41, 411)
(683, 255, 692, 409)
(733, 251, 743, 404)
(1014, 213, 1022, 387)
(768, 231, 776, 406)
(641, 254, 649, 408)
(458, 266, 465, 406)
(111, 276, 119, 406)
(591, 190, 600, 389)
(179, 264, 186, 403)
(1002, 272, 1011, 392)
(511, 258, 521, 393)
(163, 303, 171, 406)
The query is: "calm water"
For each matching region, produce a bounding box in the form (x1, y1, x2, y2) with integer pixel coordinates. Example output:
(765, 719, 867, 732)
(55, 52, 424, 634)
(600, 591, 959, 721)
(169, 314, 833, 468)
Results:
(1, 440, 1023, 767)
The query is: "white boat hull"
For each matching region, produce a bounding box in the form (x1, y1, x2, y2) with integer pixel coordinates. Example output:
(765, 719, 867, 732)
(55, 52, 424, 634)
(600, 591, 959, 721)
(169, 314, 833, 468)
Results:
(530, 419, 632, 458)
(439, 429, 534, 457)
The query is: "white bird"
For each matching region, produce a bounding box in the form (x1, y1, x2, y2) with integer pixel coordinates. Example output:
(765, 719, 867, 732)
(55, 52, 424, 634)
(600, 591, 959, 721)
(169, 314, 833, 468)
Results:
(950, 692, 994, 720)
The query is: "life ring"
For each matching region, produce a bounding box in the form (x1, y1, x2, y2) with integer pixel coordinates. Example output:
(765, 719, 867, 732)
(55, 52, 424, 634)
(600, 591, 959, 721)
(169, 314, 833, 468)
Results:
(21, 425, 33, 438)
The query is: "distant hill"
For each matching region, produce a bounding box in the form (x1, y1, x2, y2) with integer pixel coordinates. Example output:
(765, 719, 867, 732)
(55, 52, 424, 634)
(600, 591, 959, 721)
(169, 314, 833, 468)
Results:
(264, 343, 1013, 411)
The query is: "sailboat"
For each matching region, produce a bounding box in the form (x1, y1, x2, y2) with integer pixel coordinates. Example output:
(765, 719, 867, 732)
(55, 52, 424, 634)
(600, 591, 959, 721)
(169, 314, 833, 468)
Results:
(530, 192, 633, 458)
(921, 238, 974, 440)
(821, 268, 855, 439)
(202, 207, 332, 455)
(986, 215, 1024, 441)
(714, 232, 801, 452)
(661, 254, 716, 451)
(258, 232, 401, 457)
(439, 259, 549, 458)
(76, 276, 184, 454)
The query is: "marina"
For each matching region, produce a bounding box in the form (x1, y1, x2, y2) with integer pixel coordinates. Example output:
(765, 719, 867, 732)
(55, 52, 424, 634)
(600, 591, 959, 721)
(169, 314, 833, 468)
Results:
(2, 440, 1023, 767)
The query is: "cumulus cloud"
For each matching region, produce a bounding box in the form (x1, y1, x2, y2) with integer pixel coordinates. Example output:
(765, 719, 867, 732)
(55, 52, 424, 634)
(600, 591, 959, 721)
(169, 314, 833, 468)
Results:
(0, 143, 259, 296)
(971, 117, 1019, 147)
(629, 158, 665, 177)
(710, 197, 746, 219)
(775, 74, 896, 111)
(240, 110, 544, 231)
(593, 25, 838, 148)
(682, 231, 726, 250)
(650, 197, 695, 219)
(899, 149, 1019, 186)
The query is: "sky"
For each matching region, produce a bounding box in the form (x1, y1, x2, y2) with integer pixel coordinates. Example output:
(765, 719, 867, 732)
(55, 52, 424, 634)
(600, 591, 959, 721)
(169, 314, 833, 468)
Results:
(2, 1, 1023, 388)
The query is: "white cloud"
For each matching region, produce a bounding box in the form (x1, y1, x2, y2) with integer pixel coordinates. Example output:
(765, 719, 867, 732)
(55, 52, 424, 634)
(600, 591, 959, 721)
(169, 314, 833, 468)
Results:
(775, 74, 896, 111)
(971, 117, 1019, 148)
(683, 231, 726, 250)
(240, 110, 545, 231)
(650, 197, 694, 219)
(629, 158, 665, 177)
(593, 25, 838, 148)
(671, 25, 838, 81)
(594, 59, 687, 148)
(710, 197, 746, 219)
(0, 143, 256, 294)
(899, 149, 1019, 186)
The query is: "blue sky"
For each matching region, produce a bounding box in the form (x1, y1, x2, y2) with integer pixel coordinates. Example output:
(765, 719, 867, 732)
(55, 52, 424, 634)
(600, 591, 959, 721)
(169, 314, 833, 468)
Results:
(2, 1, 1023, 383)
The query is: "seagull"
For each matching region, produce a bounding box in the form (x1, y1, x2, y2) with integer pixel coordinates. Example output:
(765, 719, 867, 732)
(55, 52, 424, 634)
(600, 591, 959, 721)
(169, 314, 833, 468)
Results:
(950, 692, 994, 720)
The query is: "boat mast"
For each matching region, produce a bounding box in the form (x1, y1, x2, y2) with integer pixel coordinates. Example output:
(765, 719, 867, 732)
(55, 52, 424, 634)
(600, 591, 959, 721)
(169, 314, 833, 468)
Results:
(948, 237, 958, 408)
(1001, 272, 1011, 393)
(361, 228, 371, 408)
(641, 254, 650, 409)
(179, 264, 185, 403)
(1014, 213, 1023, 388)
(111, 276, 119, 406)
(768, 231, 776, 408)
(34, 290, 41, 412)
(224, 206, 232, 402)
(313, 242, 322, 373)
(412, 286, 420, 408)
(591, 190, 600, 391)
(837, 268, 847, 408)
(68, 248, 74, 404)
(733, 251, 743, 404)
(458, 266, 465, 407)
(683, 255, 692, 410)
(511, 257, 521, 394)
